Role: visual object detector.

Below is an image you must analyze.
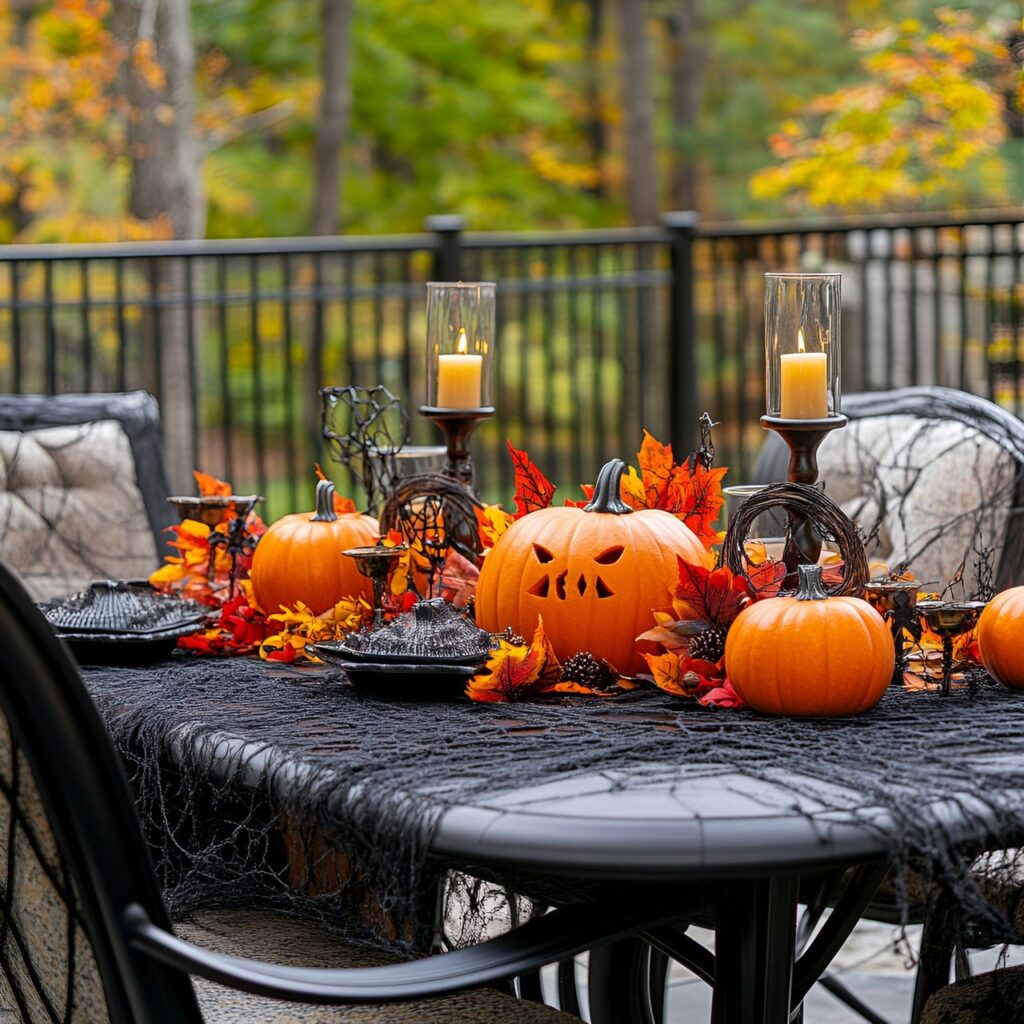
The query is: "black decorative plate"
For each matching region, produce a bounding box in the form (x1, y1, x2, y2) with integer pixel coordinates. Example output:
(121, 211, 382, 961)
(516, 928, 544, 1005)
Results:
(39, 581, 206, 664)
(310, 642, 479, 699)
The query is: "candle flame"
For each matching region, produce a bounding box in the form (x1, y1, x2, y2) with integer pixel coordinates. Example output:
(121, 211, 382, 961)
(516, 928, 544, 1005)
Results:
(797, 329, 806, 353)
(457, 328, 468, 355)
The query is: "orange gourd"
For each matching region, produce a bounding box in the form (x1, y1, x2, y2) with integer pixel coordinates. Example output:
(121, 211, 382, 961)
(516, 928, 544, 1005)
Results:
(251, 480, 379, 614)
(475, 459, 713, 675)
(725, 564, 894, 717)
(977, 587, 1024, 690)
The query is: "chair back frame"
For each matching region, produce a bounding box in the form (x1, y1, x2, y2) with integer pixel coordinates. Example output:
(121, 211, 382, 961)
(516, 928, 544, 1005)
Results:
(0, 562, 202, 1023)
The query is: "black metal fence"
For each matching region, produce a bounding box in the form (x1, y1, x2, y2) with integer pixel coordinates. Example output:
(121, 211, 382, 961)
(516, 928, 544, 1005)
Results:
(0, 209, 1021, 520)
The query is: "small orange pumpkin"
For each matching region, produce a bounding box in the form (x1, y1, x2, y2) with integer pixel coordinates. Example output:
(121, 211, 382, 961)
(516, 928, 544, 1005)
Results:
(251, 480, 379, 614)
(475, 459, 713, 675)
(977, 587, 1024, 690)
(725, 564, 894, 717)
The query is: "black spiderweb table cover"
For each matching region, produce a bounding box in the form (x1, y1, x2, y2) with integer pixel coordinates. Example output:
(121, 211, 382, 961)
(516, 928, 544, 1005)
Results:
(81, 656, 1024, 951)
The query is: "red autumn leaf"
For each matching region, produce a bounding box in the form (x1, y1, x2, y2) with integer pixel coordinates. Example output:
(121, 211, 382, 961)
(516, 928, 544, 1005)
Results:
(466, 644, 543, 702)
(675, 558, 752, 629)
(671, 462, 728, 548)
(506, 439, 556, 518)
(747, 557, 787, 599)
(698, 679, 745, 709)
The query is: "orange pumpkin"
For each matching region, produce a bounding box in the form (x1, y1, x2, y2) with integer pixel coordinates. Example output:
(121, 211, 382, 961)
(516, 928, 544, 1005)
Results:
(977, 587, 1024, 690)
(251, 480, 379, 614)
(725, 564, 894, 717)
(475, 459, 713, 675)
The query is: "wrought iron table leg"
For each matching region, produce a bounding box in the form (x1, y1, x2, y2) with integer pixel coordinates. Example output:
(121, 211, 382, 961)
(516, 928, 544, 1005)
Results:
(710, 874, 799, 1024)
(588, 936, 666, 1024)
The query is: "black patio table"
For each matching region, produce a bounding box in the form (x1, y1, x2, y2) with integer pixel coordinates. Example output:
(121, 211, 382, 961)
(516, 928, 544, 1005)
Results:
(79, 655, 1024, 1024)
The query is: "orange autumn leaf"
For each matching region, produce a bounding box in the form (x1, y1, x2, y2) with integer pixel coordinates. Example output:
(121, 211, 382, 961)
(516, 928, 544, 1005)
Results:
(506, 439, 556, 518)
(466, 616, 560, 703)
(636, 430, 675, 508)
(465, 641, 544, 703)
(643, 651, 690, 697)
(476, 504, 514, 549)
(193, 470, 232, 497)
(314, 464, 357, 514)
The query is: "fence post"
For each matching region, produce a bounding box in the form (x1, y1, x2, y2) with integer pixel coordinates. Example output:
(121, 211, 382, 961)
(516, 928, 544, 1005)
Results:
(424, 214, 466, 280)
(663, 210, 699, 456)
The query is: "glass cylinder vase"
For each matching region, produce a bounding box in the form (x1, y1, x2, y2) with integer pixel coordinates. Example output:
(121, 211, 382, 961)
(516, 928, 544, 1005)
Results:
(424, 282, 496, 411)
(764, 273, 841, 421)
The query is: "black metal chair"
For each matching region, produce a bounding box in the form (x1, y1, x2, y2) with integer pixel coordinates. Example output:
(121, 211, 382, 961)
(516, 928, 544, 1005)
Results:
(0, 558, 693, 1022)
(754, 386, 1024, 591)
(0, 392, 176, 600)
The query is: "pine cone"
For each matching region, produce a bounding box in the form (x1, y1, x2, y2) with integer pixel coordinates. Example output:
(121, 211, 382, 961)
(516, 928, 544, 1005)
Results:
(502, 626, 526, 647)
(560, 651, 616, 690)
(688, 626, 727, 663)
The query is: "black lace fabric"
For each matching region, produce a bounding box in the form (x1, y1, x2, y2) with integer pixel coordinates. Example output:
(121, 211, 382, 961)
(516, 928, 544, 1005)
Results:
(82, 657, 1024, 954)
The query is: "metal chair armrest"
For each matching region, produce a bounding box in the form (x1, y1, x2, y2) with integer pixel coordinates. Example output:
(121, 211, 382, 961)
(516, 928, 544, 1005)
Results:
(125, 890, 688, 1005)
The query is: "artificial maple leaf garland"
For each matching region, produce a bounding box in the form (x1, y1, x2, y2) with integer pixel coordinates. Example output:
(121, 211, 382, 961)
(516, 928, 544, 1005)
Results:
(492, 430, 728, 552)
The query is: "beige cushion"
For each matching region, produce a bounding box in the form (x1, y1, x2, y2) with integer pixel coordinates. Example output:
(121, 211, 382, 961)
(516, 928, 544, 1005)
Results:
(179, 908, 579, 1024)
(0, 421, 158, 600)
(818, 415, 1015, 593)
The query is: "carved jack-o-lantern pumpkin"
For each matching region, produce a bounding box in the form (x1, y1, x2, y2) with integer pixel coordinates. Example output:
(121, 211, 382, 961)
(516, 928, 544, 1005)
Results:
(476, 459, 712, 674)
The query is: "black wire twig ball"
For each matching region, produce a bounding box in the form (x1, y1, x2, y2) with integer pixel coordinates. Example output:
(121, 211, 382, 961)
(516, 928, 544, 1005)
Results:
(722, 482, 869, 598)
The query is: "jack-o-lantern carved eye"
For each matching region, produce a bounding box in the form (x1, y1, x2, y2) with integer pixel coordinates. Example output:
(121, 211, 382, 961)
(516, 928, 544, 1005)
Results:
(594, 546, 624, 565)
(533, 544, 555, 563)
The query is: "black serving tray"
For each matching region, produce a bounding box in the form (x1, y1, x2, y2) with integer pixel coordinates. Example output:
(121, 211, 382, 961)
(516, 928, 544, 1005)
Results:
(39, 581, 206, 664)
(310, 642, 479, 699)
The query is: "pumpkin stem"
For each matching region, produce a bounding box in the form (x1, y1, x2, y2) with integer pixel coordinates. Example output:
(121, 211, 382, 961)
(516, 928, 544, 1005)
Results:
(583, 460, 633, 515)
(796, 563, 828, 601)
(311, 479, 339, 522)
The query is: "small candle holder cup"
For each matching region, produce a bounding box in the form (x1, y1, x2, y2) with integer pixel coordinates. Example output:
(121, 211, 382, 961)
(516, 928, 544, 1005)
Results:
(864, 579, 921, 686)
(762, 271, 845, 589)
(167, 493, 262, 598)
(343, 543, 409, 629)
(915, 600, 987, 696)
(422, 281, 497, 493)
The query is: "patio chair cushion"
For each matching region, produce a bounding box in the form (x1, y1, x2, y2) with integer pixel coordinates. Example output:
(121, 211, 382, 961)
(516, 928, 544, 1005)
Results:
(754, 388, 1024, 594)
(0, 419, 159, 601)
(920, 963, 1024, 1023)
(815, 413, 1013, 592)
(178, 908, 580, 1024)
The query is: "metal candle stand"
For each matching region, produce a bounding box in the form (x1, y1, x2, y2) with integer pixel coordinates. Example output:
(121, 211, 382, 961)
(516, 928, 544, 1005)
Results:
(759, 414, 848, 589)
(864, 579, 921, 687)
(419, 406, 494, 494)
(343, 543, 409, 629)
(915, 600, 987, 697)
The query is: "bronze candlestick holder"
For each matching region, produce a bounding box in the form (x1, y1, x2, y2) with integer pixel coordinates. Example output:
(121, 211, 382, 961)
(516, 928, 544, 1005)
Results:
(759, 414, 848, 588)
(864, 579, 921, 686)
(420, 406, 494, 493)
(343, 542, 409, 628)
(915, 600, 986, 696)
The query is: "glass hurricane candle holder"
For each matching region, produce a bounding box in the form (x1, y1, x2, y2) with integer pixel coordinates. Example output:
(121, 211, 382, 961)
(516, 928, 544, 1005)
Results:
(421, 281, 496, 493)
(764, 272, 842, 421)
(423, 282, 495, 412)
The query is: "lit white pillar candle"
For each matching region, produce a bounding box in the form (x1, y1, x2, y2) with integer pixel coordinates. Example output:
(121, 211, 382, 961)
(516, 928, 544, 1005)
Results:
(780, 331, 828, 419)
(436, 328, 483, 408)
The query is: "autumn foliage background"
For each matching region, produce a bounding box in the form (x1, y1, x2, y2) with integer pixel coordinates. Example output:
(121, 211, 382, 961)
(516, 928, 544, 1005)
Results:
(0, 0, 1021, 245)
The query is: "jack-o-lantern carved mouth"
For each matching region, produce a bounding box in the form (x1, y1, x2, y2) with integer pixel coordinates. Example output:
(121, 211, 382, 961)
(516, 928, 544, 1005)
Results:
(526, 542, 622, 600)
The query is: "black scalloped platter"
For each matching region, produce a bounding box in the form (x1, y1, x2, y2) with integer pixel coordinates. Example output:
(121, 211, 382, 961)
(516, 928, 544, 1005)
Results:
(310, 642, 479, 699)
